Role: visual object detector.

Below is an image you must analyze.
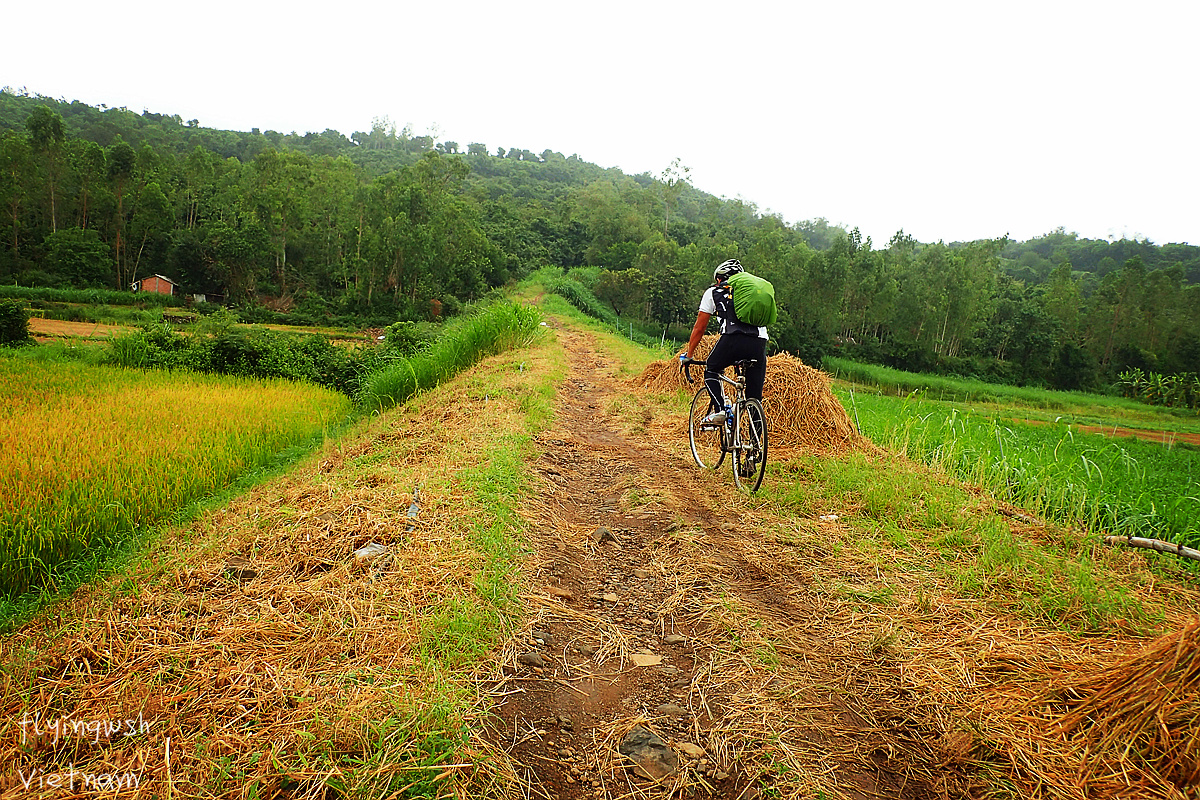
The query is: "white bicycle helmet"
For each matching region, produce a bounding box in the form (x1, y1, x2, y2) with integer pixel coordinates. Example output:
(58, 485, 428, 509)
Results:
(713, 259, 744, 282)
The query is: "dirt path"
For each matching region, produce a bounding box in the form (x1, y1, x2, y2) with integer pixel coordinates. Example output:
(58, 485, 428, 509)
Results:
(479, 324, 970, 799)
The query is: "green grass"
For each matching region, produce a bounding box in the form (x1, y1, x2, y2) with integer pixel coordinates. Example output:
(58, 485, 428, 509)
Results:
(840, 389, 1200, 549)
(417, 437, 531, 670)
(821, 357, 1200, 550)
(332, 696, 476, 798)
(767, 451, 1161, 632)
(359, 300, 543, 412)
(412, 346, 559, 669)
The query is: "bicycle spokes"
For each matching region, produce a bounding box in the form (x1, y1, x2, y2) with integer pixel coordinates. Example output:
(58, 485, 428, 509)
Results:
(732, 399, 768, 493)
(689, 387, 727, 470)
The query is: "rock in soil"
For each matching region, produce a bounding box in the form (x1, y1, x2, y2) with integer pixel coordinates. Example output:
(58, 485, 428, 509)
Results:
(619, 726, 680, 781)
(518, 652, 548, 668)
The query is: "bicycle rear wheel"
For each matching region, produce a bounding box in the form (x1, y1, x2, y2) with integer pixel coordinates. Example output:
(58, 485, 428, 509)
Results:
(732, 398, 768, 493)
(689, 387, 726, 469)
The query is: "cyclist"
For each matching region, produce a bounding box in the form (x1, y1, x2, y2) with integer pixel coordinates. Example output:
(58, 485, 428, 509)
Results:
(679, 259, 768, 427)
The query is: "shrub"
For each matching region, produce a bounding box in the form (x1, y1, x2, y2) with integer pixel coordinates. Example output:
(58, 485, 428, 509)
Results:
(380, 321, 436, 356)
(1049, 342, 1099, 392)
(106, 320, 369, 396)
(1116, 368, 1200, 410)
(0, 301, 32, 347)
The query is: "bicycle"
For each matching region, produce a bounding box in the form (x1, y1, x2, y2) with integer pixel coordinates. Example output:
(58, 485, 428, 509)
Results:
(681, 358, 768, 493)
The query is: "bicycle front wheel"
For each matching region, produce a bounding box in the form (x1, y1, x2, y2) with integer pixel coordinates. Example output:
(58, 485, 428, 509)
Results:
(689, 387, 726, 469)
(732, 398, 768, 493)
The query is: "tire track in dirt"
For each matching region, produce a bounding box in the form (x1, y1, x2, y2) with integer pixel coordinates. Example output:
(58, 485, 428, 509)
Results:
(480, 324, 968, 800)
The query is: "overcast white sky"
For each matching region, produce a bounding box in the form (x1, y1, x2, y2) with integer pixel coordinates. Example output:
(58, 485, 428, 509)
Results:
(4, 0, 1197, 246)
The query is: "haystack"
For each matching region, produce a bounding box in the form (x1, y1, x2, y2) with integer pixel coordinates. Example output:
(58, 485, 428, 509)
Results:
(633, 335, 864, 453)
(1009, 618, 1200, 797)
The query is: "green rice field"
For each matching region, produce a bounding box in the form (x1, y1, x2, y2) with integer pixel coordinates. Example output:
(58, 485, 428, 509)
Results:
(833, 374, 1200, 549)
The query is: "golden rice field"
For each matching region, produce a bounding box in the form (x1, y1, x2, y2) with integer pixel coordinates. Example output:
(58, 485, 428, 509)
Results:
(0, 358, 353, 596)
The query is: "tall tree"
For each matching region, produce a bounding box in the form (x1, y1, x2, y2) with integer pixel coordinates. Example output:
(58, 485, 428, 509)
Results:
(106, 139, 136, 288)
(249, 148, 313, 296)
(128, 181, 171, 280)
(659, 157, 690, 236)
(935, 239, 1001, 359)
(25, 106, 66, 233)
(1092, 256, 1146, 370)
(308, 155, 360, 296)
(181, 146, 215, 230)
(71, 140, 106, 231)
(0, 132, 31, 267)
(1041, 262, 1082, 341)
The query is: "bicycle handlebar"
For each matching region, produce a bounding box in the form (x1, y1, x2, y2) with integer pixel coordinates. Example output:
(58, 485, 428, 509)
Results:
(681, 357, 760, 385)
(680, 357, 706, 384)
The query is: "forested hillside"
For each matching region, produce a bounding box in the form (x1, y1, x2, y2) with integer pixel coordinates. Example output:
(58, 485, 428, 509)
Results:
(2, 89, 1197, 392)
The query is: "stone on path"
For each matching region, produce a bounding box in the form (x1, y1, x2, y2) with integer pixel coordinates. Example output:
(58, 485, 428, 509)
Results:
(591, 526, 617, 544)
(618, 726, 679, 781)
(518, 652, 547, 668)
(353, 543, 389, 567)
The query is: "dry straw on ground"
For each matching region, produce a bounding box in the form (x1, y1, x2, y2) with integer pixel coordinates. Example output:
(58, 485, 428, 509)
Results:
(632, 335, 865, 454)
(989, 617, 1200, 799)
(888, 539, 1200, 800)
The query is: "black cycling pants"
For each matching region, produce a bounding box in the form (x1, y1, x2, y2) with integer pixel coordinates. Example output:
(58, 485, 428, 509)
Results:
(704, 333, 767, 411)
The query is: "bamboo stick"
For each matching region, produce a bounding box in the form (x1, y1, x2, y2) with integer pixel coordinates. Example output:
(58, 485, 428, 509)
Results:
(1104, 535, 1200, 563)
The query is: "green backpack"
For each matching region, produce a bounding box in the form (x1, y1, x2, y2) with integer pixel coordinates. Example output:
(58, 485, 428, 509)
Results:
(727, 272, 778, 326)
